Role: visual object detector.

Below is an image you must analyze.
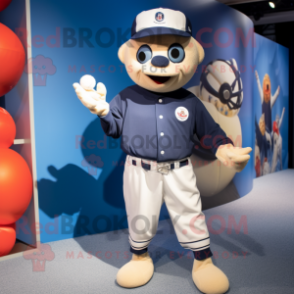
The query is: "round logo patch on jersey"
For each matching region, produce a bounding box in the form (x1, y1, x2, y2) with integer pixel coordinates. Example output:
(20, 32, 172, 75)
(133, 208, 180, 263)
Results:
(175, 107, 189, 122)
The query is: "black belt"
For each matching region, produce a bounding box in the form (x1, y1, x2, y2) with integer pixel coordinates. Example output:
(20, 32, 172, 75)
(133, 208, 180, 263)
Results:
(132, 159, 189, 171)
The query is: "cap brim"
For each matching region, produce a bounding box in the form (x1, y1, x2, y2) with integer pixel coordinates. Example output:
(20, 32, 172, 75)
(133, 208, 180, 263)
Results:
(131, 27, 191, 39)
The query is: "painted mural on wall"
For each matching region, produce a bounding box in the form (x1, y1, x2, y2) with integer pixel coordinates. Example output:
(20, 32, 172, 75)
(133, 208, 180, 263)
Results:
(253, 34, 289, 178)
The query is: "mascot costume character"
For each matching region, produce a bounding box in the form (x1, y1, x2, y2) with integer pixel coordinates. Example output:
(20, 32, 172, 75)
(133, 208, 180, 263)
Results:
(73, 8, 251, 294)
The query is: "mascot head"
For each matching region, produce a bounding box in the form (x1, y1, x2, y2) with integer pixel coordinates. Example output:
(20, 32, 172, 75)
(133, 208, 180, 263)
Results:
(118, 8, 204, 93)
(263, 73, 271, 103)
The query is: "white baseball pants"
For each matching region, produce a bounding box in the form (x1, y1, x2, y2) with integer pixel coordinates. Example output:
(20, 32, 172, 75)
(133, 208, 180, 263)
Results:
(123, 155, 210, 254)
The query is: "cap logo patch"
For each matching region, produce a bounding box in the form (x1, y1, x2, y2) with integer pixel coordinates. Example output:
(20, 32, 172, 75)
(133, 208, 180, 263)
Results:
(175, 107, 189, 122)
(155, 12, 164, 22)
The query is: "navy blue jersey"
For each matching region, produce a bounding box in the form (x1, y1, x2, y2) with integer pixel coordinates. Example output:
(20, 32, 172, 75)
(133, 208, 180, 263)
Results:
(100, 85, 233, 162)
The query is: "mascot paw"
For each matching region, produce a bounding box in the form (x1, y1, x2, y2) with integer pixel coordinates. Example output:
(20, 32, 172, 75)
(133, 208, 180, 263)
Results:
(116, 252, 154, 288)
(192, 257, 229, 294)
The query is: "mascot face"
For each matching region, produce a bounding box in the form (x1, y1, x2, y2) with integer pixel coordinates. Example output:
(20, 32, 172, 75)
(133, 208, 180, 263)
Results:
(263, 74, 271, 103)
(118, 35, 204, 93)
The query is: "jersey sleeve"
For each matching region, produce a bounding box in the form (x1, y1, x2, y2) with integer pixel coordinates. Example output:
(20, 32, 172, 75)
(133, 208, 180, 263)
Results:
(194, 99, 233, 155)
(99, 94, 124, 139)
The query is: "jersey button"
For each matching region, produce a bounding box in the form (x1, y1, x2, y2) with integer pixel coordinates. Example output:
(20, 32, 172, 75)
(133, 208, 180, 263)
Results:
(161, 151, 165, 155)
(160, 132, 164, 136)
(158, 99, 163, 103)
(159, 115, 163, 119)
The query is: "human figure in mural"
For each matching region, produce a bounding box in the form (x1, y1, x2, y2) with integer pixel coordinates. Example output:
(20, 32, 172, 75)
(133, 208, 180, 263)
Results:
(255, 71, 280, 134)
(255, 114, 271, 176)
(272, 108, 285, 172)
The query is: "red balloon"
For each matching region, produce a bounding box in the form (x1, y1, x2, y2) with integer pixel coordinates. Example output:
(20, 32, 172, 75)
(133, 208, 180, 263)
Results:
(0, 223, 16, 257)
(0, 23, 25, 96)
(0, 0, 12, 12)
(0, 107, 16, 148)
(0, 149, 33, 225)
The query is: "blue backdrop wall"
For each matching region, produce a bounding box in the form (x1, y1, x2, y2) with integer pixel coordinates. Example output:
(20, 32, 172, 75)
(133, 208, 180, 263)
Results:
(26, 0, 255, 243)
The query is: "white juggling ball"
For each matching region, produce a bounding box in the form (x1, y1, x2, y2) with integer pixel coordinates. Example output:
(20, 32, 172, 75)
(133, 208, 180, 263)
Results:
(80, 75, 96, 90)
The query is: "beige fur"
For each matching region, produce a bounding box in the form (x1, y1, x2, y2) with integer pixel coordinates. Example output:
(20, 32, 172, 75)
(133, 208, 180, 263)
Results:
(116, 253, 154, 288)
(192, 257, 229, 294)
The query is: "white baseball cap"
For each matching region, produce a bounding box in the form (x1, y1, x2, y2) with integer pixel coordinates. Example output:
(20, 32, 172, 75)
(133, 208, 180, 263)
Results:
(131, 8, 192, 39)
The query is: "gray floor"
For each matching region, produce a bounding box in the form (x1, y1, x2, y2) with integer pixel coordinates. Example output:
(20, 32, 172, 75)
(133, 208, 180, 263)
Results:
(0, 169, 294, 294)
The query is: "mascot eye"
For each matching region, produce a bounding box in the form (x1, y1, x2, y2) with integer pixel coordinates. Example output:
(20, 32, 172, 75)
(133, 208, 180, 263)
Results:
(136, 45, 152, 64)
(168, 44, 185, 63)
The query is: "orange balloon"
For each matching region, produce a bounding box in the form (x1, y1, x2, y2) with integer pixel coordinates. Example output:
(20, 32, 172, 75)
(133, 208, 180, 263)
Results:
(0, 149, 32, 224)
(0, 223, 16, 257)
(0, 23, 25, 96)
(0, 108, 16, 148)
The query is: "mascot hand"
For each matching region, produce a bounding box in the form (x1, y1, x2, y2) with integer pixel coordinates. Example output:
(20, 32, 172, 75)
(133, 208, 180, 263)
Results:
(73, 81, 109, 117)
(215, 144, 252, 172)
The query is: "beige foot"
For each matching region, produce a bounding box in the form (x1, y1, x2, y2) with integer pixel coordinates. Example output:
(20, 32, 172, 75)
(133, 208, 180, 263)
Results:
(192, 257, 229, 294)
(116, 252, 154, 288)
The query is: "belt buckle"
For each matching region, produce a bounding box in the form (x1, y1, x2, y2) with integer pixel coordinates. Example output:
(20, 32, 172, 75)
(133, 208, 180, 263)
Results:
(157, 162, 171, 175)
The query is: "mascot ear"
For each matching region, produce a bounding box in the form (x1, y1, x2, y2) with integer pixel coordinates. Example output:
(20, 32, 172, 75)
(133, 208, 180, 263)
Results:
(118, 42, 127, 64)
(196, 41, 205, 64)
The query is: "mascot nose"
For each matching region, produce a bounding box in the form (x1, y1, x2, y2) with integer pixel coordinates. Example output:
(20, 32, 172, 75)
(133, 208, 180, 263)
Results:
(151, 56, 169, 67)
